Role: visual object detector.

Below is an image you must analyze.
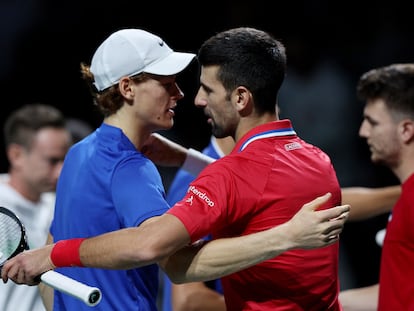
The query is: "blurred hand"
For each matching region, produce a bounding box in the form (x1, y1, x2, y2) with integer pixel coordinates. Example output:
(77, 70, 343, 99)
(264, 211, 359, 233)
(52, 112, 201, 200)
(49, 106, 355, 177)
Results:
(142, 133, 187, 167)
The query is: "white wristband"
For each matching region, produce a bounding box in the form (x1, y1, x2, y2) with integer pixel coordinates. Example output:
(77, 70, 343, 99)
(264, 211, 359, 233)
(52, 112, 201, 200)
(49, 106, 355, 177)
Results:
(182, 148, 216, 176)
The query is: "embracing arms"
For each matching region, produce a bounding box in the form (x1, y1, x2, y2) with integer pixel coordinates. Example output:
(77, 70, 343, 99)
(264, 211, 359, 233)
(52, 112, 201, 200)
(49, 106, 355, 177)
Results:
(2, 193, 349, 285)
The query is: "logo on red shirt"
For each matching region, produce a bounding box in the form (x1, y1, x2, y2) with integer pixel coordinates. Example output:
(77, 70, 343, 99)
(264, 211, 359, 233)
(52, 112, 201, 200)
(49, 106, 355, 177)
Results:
(185, 195, 194, 205)
(187, 186, 215, 207)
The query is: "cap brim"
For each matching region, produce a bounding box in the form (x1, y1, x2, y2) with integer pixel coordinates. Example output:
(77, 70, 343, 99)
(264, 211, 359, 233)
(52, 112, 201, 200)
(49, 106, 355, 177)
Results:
(144, 52, 196, 76)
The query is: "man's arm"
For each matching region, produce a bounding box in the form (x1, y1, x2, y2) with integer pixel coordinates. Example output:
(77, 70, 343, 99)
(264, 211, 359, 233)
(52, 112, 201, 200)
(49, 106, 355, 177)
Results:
(2, 193, 349, 286)
(161, 193, 349, 283)
(142, 133, 215, 176)
(339, 283, 379, 311)
(341, 185, 400, 221)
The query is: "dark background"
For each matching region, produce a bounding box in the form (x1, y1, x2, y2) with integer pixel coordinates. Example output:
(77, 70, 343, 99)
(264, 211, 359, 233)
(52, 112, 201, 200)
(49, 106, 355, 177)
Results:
(0, 0, 410, 290)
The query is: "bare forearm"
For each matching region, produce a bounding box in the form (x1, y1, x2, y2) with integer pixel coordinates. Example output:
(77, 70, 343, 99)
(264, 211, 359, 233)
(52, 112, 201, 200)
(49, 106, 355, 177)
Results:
(80, 228, 157, 269)
(1, 196, 348, 287)
(165, 195, 349, 283)
(341, 185, 400, 221)
(80, 216, 189, 269)
(164, 223, 294, 283)
(1, 215, 189, 285)
(339, 284, 379, 311)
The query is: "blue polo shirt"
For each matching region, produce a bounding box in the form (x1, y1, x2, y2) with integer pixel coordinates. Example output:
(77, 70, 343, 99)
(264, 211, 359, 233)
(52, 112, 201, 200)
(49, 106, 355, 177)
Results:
(51, 123, 169, 310)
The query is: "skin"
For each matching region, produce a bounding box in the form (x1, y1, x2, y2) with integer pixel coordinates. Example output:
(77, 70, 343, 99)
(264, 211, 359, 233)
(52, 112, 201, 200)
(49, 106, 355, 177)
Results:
(339, 284, 379, 311)
(341, 185, 399, 221)
(107, 74, 184, 148)
(359, 98, 414, 182)
(196, 65, 258, 141)
(7, 127, 71, 202)
(1, 67, 350, 290)
(171, 281, 226, 311)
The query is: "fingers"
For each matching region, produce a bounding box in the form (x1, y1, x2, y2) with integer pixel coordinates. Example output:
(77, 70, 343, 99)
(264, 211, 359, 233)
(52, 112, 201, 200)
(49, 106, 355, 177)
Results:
(1, 260, 13, 283)
(324, 235, 340, 245)
(324, 225, 343, 237)
(321, 212, 349, 244)
(302, 193, 351, 221)
(303, 192, 332, 211)
(1, 265, 38, 286)
(315, 205, 350, 246)
(1, 261, 16, 284)
(318, 205, 350, 222)
(1, 254, 40, 286)
(1, 268, 7, 283)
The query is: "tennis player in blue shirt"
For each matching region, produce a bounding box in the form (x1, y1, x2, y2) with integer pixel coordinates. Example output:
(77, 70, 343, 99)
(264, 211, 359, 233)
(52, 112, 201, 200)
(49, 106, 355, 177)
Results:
(46, 28, 195, 310)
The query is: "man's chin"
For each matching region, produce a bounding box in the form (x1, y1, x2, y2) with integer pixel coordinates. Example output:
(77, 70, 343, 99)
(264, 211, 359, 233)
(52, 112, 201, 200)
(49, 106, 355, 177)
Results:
(370, 156, 387, 166)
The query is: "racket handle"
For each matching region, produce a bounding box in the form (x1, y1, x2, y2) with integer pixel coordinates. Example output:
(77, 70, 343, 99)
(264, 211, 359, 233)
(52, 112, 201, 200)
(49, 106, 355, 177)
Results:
(40, 270, 102, 307)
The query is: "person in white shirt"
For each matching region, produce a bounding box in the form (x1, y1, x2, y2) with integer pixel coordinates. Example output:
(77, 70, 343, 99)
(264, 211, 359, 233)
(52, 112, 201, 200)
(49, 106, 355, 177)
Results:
(0, 103, 72, 311)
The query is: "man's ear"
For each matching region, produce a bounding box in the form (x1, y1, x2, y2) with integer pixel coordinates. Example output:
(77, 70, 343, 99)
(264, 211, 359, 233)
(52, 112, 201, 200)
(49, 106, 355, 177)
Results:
(7, 143, 24, 168)
(233, 86, 252, 116)
(399, 119, 414, 143)
(118, 77, 135, 99)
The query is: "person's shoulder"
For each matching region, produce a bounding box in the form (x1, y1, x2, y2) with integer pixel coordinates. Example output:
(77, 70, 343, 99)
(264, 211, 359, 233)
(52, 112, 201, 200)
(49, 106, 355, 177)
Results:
(0, 173, 9, 183)
(0, 175, 15, 196)
(40, 191, 56, 204)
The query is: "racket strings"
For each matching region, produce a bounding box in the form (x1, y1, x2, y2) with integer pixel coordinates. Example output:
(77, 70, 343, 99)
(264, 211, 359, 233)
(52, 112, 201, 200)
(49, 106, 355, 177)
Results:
(0, 212, 23, 264)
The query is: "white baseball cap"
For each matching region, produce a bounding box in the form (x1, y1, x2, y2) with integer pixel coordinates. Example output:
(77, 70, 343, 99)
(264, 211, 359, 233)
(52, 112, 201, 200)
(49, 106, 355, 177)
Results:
(91, 29, 196, 91)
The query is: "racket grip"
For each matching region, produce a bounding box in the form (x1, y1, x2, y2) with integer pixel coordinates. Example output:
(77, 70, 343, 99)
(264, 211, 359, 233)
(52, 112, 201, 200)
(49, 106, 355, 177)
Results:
(40, 270, 102, 307)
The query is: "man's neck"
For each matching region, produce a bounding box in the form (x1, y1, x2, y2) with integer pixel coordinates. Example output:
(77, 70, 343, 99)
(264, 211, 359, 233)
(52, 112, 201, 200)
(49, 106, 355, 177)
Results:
(235, 112, 277, 142)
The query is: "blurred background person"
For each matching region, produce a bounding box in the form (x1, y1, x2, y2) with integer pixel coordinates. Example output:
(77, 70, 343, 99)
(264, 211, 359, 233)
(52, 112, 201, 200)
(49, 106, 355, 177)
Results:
(339, 63, 414, 310)
(0, 103, 72, 311)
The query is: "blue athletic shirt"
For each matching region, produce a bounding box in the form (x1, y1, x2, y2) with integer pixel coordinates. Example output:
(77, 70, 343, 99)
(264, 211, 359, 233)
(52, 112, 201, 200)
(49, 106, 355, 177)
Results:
(50, 123, 170, 310)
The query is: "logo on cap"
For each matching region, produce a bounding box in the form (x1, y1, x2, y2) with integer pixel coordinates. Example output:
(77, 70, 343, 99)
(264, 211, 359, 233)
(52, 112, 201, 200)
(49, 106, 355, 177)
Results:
(158, 40, 164, 47)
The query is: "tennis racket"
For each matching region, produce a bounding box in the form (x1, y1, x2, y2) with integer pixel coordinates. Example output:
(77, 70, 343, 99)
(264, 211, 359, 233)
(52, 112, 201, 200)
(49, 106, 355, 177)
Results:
(0, 206, 102, 307)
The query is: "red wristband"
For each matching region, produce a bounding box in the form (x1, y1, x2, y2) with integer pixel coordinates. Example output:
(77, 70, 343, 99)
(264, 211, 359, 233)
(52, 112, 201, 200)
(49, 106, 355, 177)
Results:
(50, 238, 86, 267)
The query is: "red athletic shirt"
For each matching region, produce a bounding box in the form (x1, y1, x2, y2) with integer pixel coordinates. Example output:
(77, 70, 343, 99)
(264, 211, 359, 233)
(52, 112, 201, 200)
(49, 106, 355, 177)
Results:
(168, 120, 342, 311)
(379, 173, 414, 310)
